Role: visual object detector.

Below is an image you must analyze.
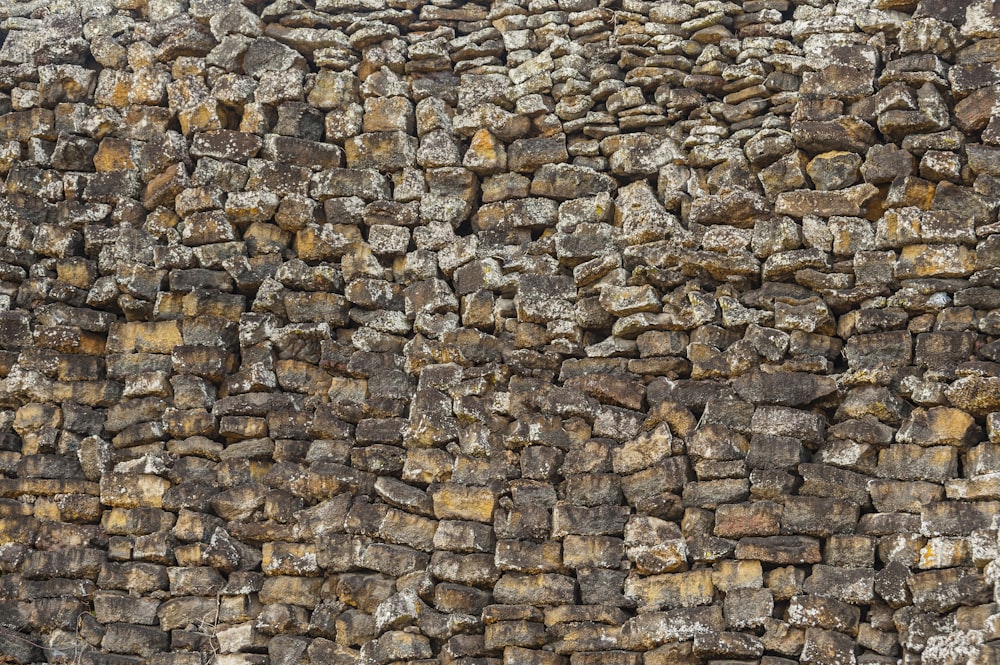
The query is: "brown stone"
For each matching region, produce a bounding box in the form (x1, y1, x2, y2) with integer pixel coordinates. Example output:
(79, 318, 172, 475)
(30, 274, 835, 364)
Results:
(775, 184, 879, 218)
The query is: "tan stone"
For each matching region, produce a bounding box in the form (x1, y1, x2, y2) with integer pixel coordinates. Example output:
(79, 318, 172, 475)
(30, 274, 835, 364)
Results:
(295, 224, 362, 262)
(885, 176, 936, 209)
(100, 473, 171, 509)
(55, 257, 97, 289)
(625, 569, 715, 609)
(93, 137, 136, 172)
(274, 360, 333, 396)
(402, 449, 453, 485)
(714, 502, 782, 538)
(13, 403, 63, 433)
(142, 162, 189, 210)
(178, 100, 230, 135)
(612, 423, 677, 475)
(895, 244, 976, 279)
(463, 129, 507, 175)
(380, 508, 437, 552)
(897, 407, 979, 447)
(432, 483, 495, 522)
(712, 559, 763, 592)
(262, 543, 320, 576)
(775, 184, 879, 218)
(95, 69, 131, 108)
(918, 537, 971, 569)
(945, 376, 1000, 417)
(344, 131, 417, 171)
(106, 321, 182, 354)
(362, 96, 414, 134)
(259, 576, 324, 609)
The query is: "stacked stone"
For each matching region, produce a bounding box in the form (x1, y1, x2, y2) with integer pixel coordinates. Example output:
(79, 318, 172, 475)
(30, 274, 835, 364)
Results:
(2, 0, 1000, 663)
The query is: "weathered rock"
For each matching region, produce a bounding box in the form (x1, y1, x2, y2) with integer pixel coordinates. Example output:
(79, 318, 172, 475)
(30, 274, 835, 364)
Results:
(733, 371, 838, 406)
(604, 134, 682, 177)
(0, 3, 997, 663)
(807, 151, 863, 191)
(946, 376, 1000, 416)
(775, 184, 880, 218)
(530, 163, 616, 200)
(508, 136, 570, 173)
(344, 132, 417, 171)
(735, 536, 823, 565)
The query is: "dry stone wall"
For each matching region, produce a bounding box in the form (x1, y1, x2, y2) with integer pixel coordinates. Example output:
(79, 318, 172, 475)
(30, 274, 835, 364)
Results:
(1, 0, 1000, 662)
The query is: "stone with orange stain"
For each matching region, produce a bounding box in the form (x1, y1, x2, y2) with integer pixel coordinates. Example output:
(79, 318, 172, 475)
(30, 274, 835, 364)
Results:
(897, 406, 980, 447)
(463, 128, 507, 175)
(142, 162, 189, 210)
(178, 100, 230, 135)
(107, 320, 183, 354)
(885, 175, 936, 209)
(918, 536, 971, 569)
(56, 257, 97, 289)
(895, 243, 976, 279)
(432, 483, 496, 523)
(94, 69, 131, 108)
(93, 137, 136, 172)
(34, 326, 106, 355)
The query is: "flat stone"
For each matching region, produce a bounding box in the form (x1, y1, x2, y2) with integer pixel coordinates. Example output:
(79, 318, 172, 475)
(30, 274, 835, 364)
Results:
(775, 184, 879, 218)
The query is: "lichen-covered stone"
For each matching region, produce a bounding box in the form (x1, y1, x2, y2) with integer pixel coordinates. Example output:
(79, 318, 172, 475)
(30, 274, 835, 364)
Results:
(0, 3, 998, 663)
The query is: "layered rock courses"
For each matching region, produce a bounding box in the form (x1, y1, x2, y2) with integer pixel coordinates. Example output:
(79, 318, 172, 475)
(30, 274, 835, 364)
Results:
(2, 0, 1000, 662)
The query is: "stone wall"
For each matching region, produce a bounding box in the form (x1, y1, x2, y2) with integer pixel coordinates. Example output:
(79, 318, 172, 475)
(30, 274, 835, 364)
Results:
(1, 0, 1000, 662)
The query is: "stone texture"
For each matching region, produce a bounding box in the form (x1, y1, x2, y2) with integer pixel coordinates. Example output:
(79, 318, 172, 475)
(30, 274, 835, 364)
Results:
(0, 3, 997, 664)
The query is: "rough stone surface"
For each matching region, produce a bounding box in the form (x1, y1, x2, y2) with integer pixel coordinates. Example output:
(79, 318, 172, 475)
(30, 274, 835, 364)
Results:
(0, 1, 998, 663)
